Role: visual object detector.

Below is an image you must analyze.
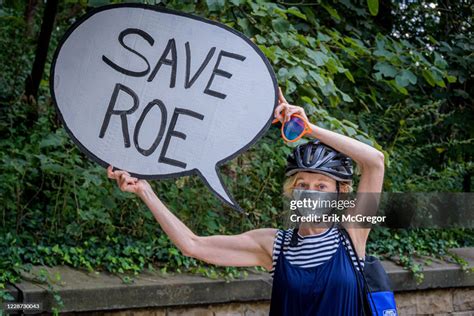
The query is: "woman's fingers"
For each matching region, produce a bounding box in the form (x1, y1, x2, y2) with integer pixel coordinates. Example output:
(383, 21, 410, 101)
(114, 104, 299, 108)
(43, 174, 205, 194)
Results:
(274, 103, 286, 122)
(107, 166, 141, 194)
(285, 106, 307, 123)
(276, 88, 305, 123)
(118, 174, 139, 192)
(113, 170, 131, 180)
(108, 167, 137, 189)
(108, 167, 131, 180)
(120, 173, 138, 184)
(285, 109, 292, 122)
(107, 165, 115, 179)
(118, 173, 137, 186)
(107, 166, 124, 188)
(120, 181, 136, 193)
(278, 87, 288, 104)
(115, 175, 122, 188)
(275, 104, 303, 123)
(284, 106, 296, 122)
(114, 171, 125, 187)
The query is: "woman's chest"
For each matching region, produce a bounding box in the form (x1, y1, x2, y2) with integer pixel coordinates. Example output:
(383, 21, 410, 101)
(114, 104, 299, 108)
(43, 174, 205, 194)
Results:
(274, 247, 358, 297)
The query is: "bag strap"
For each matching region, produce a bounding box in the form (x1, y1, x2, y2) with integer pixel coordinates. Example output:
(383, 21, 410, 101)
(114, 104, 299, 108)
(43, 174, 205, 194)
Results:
(280, 230, 287, 253)
(290, 227, 299, 247)
(340, 226, 378, 316)
(339, 228, 371, 315)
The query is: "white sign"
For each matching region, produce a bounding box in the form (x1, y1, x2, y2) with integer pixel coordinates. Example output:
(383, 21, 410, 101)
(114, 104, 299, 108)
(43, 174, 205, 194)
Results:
(51, 4, 277, 211)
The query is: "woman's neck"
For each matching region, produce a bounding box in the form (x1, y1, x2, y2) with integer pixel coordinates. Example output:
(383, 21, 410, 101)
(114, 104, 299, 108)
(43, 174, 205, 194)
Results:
(298, 223, 332, 237)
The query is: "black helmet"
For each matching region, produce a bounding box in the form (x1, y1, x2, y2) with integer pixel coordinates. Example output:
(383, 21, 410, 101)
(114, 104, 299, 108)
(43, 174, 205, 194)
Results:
(285, 140, 353, 182)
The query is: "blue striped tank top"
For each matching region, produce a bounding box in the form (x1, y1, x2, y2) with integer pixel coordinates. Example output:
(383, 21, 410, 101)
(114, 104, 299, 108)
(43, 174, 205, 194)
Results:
(270, 226, 365, 277)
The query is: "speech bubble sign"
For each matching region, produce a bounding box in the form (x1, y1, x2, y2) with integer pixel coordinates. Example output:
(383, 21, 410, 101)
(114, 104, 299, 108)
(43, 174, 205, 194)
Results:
(50, 4, 277, 211)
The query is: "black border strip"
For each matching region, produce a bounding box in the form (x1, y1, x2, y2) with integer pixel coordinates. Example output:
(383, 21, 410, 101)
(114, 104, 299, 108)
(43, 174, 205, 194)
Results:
(49, 3, 278, 212)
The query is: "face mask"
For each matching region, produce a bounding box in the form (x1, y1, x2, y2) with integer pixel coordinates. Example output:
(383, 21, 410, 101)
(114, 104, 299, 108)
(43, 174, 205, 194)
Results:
(291, 189, 338, 217)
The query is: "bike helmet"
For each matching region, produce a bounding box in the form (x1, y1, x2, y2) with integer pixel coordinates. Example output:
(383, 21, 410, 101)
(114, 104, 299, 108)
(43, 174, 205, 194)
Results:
(285, 139, 353, 182)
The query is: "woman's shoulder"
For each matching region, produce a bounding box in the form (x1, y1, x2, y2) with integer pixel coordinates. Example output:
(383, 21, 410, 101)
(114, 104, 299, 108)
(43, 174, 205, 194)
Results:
(275, 226, 341, 237)
(274, 227, 294, 240)
(336, 226, 366, 263)
(271, 228, 294, 248)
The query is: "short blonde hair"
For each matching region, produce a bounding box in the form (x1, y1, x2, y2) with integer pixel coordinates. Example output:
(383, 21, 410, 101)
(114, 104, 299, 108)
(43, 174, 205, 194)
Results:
(283, 173, 353, 198)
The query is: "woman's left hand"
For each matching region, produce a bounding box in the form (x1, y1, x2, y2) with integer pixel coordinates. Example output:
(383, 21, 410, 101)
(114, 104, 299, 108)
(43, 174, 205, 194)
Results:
(274, 87, 309, 124)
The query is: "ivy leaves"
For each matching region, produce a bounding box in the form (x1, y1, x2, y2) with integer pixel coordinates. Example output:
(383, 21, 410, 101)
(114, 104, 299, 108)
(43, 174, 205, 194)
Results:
(367, 0, 379, 16)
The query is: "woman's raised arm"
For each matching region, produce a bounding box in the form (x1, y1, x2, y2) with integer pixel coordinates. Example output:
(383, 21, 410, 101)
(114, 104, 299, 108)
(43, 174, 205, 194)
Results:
(275, 90, 385, 258)
(107, 166, 277, 271)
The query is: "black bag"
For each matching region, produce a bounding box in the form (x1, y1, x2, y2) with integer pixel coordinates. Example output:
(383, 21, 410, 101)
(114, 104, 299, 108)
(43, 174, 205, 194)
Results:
(340, 227, 398, 316)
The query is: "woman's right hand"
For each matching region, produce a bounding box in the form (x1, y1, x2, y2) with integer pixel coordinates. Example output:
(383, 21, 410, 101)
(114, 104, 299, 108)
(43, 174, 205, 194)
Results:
(107, 165, 151, 196)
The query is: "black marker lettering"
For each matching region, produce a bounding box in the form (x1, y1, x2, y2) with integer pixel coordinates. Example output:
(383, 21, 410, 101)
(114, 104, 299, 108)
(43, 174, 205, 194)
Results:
(147, 38, 177, 87)
(102, 28, 154, 77)
(133, 99, 167, 156)
(99, 83, 139, 148)
(159, 108, 204, 168)
(204, 50, 246, 100)
(185, 42, 216, 89)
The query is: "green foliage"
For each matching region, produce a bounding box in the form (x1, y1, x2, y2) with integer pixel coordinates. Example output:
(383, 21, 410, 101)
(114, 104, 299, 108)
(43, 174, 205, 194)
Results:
(368, 227, 473, 282)
(367, 0, 379, 16)
(0, 0, 472, 312)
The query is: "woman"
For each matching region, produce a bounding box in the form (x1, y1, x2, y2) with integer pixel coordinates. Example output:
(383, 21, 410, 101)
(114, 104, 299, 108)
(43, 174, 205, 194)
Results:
(107, 90, 385, 315)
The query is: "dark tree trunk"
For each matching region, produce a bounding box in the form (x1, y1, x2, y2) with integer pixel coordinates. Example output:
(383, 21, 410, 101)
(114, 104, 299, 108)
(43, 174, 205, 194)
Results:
(438, 0, 451, 40)
(24, 0, 59, 101)
(24, 0, 39, 37)
(374, 0, 394, 34)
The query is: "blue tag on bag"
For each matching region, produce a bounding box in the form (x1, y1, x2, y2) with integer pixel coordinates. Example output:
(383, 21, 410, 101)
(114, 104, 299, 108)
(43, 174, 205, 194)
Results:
(369, 290, 398, 315)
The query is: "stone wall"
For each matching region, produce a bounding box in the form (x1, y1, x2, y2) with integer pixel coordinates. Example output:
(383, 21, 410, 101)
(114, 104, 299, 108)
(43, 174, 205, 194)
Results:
(65, 287, 474, 316)
(395, 287, 474, 315)
(6, 248, 474, 315)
